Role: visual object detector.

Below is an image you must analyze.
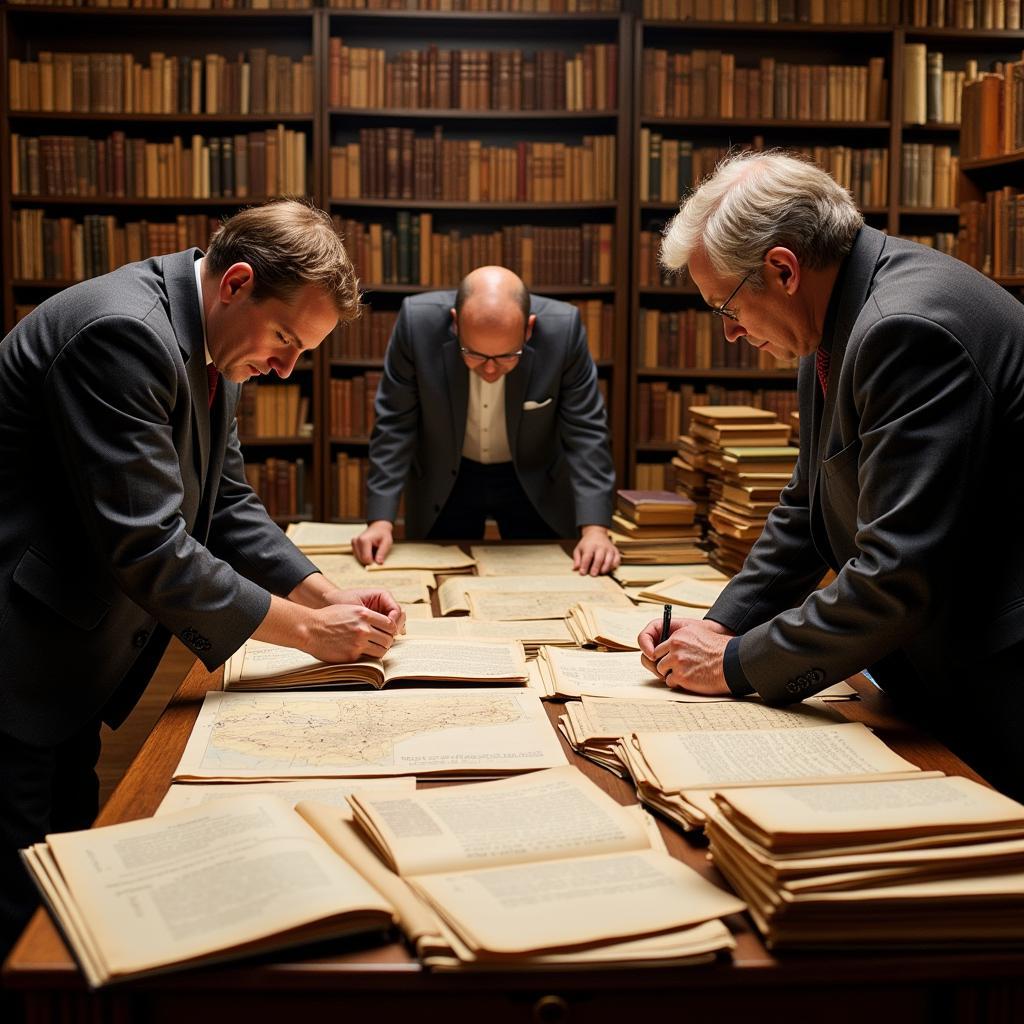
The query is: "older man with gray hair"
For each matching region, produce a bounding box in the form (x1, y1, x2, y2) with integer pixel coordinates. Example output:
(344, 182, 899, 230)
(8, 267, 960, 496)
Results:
(638, 150, 1024, 799)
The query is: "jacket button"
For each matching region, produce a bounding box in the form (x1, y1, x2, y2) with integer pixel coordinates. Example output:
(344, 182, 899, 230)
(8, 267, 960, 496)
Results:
(132, 629, 150, 649)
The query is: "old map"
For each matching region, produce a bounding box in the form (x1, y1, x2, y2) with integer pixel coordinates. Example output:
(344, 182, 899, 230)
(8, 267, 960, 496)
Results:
(174, 689, 567, 780)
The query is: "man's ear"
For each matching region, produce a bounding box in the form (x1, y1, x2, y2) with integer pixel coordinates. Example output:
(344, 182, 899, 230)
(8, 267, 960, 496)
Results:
(450, 307, 458, 332)
(219, 262, 254, 304)
(765, 246, 800, 295)
(525, 313, 536, 343)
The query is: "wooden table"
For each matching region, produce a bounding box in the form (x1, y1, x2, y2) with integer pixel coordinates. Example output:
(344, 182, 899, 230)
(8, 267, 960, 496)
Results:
(6, 660, 1024, 1024)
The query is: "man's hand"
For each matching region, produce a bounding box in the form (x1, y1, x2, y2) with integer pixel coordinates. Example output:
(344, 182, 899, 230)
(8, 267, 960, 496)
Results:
(325, 586, 406, 634)
(353, 520, 394, 566)
(305, 602, 399, 663)
(573, 525, 620, 576)
(637, 617, 734, 695)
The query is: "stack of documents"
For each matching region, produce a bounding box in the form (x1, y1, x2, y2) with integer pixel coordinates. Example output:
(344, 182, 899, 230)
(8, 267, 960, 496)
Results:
(616, 722, 931, 832)
(565, 602, 702, 650)
(365, 543, 477, 573)
(470, 543, 576, 576)
(404, 616, 576, 658)
(609, 489, 706, 564)
(635, 573, 730, 611)
(438, 573, 634, 619)
(286, 521, 363, 554)
(312, 766, 746, 969)
(704, 775, 1024, 949)
(558, 695, 847, 778)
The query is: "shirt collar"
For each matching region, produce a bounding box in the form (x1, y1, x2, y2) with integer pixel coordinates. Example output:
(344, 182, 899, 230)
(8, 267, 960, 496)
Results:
(194, 255, 213, 366)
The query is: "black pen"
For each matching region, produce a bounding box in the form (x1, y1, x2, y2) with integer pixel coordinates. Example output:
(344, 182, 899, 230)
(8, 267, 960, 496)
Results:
(660, 603, 672, 644)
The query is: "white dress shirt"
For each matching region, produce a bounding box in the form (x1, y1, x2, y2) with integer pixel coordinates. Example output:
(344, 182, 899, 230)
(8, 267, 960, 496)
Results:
(194, 255, 213, 366)
(462, 373, 512, 464)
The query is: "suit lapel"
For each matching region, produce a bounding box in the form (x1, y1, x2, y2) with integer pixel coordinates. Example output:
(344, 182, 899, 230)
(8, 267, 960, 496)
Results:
(503, 344, 534, 461)
(442, 327, 469, 455)
(165, 248, 211, 494)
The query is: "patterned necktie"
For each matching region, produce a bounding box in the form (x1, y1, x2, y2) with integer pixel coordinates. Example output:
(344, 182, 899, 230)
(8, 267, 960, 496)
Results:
(815, 346, 831, 396)
(207, 364, 220, 408)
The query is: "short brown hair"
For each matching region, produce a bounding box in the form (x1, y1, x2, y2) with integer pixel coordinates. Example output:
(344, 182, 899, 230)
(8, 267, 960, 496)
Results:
(206, 199, 361, 321)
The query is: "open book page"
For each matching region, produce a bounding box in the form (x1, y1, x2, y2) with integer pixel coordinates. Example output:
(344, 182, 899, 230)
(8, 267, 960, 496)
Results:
(613, 564, 729, 586)
(714, 776, 1024, 851)
(638, 575, 730, 608)
(312, 569, 435, 604)
(223, 639, 382, 690)
(286, 522, 363, 553)
(633, 723, 926, 792)
(408, 849, 745, 956)
(365, 544, 477, 572)
(570, 695, 846, 742)
(405, 618, 573, 645)
(573, 692, 843, 741)
(471, 544, 575, 576)
(402, 603, 435, 620)
(347, 766, 651, 876)
(307, 553, 362, 575)
(42, 797, 393, 983)
(155, 778, 416, 817)
(537, 647, 674, 700)
(297, 802, 446, 949)
(467, 588, 632, 621)
(438, 574, 628, 615)
(174, 689, 568, 780)
(379, 638, 528, 683)
(569, 603, 704, 649)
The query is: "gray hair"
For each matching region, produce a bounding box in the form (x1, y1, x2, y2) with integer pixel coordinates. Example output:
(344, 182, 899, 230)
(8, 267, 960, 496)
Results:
(660, 150, 863, 287)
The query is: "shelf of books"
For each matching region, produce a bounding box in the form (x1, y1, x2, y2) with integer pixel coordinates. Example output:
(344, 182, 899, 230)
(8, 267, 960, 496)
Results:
(322, 2, 630, 519)
(628, 9, 897, 490)
(1, 1, 324, 522)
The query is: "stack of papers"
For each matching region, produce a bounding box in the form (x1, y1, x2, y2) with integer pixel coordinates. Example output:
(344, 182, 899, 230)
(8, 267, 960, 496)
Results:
(705, 776, 1024, 949)
(565, 602, 702, 650)
(286, 521, 364, 554)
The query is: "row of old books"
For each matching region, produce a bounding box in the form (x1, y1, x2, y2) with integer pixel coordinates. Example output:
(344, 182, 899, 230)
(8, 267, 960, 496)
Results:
(331, 131, 616, 203)
(959, 188, 1024, 279)
(10, 1, 312, 7)
(243, 458, 310, 520)
(237, 384, 310, 439)
(902, 45, 971, 125)
(685, 407, 797, 574)
(328, 40, 617, 112)
(10, 129, 307, 201)
(7, 50, 314, 114)
(329, 373, 382, 438)
(333, 215, 615, 287)
(901, 143, 959, 209)
(960, 59, 1024, 160)
(637, 309, 795, 371)
(904, 232, 956, 255)
(334, 451, 370, 518)
(331, 310, 400, 360)
(610, 489, 706, 565)
(642, 0, 891, 19)
(12, 210, 215, 282)
(905, 0, 1023, 26)
(639, 136, 889, 209)
(327, 0, 620, 8)
(641, 51, 888, 123)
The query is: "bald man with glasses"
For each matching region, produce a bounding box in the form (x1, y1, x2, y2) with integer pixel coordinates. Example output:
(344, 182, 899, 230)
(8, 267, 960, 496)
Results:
(353, 266, 619, 575)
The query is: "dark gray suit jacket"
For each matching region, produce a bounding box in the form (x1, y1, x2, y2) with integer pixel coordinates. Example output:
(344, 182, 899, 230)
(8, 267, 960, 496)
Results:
(366, 290, 615, 538)
(0, 249, 317, 747)
(710, 226, 1024, 723)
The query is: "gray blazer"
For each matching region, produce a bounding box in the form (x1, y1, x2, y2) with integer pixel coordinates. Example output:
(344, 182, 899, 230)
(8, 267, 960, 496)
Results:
(366, 290, 615, 538)
(0, 249, 316, 747)
(710, 226, 1024, 730)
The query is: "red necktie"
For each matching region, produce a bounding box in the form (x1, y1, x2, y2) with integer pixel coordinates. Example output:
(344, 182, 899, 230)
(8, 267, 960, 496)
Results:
(815, 346, 831, 396)
(207, 364, 220, 408)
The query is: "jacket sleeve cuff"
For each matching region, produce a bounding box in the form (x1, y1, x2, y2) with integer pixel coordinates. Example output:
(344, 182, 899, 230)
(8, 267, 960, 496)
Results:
(723, 635, 756, 697)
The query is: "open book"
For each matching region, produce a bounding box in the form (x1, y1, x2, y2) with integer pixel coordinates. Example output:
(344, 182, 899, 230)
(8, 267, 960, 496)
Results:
(223, 636, 529, 691)
(303, 766, 745, 967)
(21, 795, 395, 988)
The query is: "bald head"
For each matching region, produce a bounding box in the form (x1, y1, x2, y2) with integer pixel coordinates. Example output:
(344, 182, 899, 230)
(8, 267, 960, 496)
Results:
(454, 266, 530, 332)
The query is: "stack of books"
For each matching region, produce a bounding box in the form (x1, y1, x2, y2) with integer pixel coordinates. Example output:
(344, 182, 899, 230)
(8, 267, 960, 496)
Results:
(704, 775, 1024, 950)
(609, 489, 705, 565)
(684, 407, 797, 575)
(670, 435, 712, 528)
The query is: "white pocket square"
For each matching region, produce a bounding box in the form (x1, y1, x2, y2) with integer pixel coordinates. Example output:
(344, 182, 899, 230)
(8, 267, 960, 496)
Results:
(522, 398, 553, 411)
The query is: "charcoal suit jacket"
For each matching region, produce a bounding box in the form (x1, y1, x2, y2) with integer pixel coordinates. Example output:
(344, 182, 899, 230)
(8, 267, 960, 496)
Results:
(0, 249, 316, 746)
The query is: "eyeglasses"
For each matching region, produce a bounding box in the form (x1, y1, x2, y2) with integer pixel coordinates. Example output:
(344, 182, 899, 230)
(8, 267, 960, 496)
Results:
(459, 345, 524, 368)
(708, 270, 754, 322)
